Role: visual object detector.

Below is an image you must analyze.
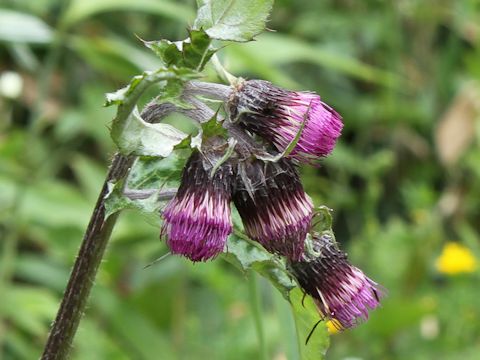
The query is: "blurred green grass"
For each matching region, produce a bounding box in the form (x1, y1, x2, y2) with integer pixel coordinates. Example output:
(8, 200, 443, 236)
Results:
(1, 0, 480, 359)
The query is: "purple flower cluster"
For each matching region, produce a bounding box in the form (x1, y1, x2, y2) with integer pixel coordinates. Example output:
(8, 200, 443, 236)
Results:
(231, 80, 343, 164)
(159, 79, 382, 329)
(289, 234, 383, 329)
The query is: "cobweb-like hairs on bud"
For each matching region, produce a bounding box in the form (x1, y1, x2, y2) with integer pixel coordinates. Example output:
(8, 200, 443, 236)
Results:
(233, 158, 313, 261)
(161, 148, 234, 262)
(289, 234, 383, 330)
(231, 80, 343, 164)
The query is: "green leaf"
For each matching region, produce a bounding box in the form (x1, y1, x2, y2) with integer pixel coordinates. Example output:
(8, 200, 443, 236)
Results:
(127, 154, 184, 189)
(200, 114, 228, 138)
(182, 29, 216, 70)
(190, 114, 228, 151)
(105, 181, 162, 217)
(145, 40, 182, 67)
(111, 106, 188, 157)
(62, 0, 195, 27)
(311, 206, 334, 234)
(105, 154, 184, 216)
(0, 10, 52, 44)
(105, 67, 198, 155)
(194, 0, 274, 42)
(222, 234, 295, 299)
(105, 67, 194, 107)
(290, 288, 330, 360)
(145, 29, 216, 71)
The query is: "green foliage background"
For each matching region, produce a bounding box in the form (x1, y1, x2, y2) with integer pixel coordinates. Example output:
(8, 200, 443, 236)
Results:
(1, 0, 480, 359)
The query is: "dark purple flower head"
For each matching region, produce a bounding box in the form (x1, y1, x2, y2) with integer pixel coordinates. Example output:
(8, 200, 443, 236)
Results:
(230, 80, 343, 164)
(289, 233, 383, 329)
(161, 146, 234, 262)
(233, 158, 313, 261)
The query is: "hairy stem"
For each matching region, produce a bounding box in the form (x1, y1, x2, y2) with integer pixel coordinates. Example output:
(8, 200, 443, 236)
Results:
(41, 96, 220, 359)
(40, 153, 132, 360)
(41, 102, 179, 359)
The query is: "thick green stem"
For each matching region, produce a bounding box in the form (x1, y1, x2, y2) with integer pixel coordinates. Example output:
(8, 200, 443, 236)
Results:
(248, 272, 269, 360)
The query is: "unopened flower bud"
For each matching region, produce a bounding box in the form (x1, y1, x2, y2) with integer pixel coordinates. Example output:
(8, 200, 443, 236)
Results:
(233, 158, 313, 260)
(231, 80, 343, 163)
(289, 234, 383, 329)
(162, 147, 234, 261)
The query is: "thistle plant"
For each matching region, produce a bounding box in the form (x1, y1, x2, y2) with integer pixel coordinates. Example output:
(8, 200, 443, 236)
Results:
(41, 1, 384, 359)
(162, 143, 234, 262)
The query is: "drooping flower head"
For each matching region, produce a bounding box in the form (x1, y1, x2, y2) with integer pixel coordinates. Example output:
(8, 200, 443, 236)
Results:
(230, 80, 343, 164)
(161, 143, 234, 262)
(289, 233, 383, 329)
(233, 158, 313, 261)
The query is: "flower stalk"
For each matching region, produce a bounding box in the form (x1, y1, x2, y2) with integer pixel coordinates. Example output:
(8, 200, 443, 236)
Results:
(41, 99, 218, 359)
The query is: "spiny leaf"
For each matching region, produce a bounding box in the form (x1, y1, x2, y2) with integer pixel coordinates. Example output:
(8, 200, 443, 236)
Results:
(182, 29, 217, 70)
(144, 40, 182, 67)
(144, 29, 215, 71)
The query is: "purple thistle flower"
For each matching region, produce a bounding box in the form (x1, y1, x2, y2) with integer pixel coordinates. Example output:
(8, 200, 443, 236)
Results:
(289, 233, 383, 329)
(161, 149, 233, 262)
(233, 158, 313, 261)
(231, 80, 343, 164)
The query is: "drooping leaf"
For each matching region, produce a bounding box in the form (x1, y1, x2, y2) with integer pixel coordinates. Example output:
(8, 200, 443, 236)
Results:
(222, 234, 295, 299)
(111, 106, 188, 157)
(290, 288, 330, 360)
(106, 67, 198, 156)
(194, 0, 274, 42)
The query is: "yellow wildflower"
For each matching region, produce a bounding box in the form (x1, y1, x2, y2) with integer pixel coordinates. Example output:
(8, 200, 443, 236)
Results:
(435, 242, 477, 275)
(326, 319, 342, 334)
